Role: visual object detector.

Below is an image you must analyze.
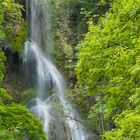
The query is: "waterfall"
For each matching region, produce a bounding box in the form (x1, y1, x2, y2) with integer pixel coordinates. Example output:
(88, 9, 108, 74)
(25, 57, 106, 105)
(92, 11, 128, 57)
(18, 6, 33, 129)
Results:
(23, 0, 90, 139)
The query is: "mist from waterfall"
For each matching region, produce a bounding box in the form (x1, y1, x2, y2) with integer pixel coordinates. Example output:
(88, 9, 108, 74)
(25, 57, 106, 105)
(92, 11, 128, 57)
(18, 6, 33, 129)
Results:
(23, 0, 90, 139)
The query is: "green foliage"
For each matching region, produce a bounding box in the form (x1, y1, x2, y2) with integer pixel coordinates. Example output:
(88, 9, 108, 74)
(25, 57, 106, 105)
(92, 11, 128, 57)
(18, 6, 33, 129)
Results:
(51, 0, 110, 80)
(0, 103, 46, 140)
(0, 52, 6, 82)
(103, 87, 140, 140)
(3, 0, 27, 52)
(76, 0, 140, 138)
(0, 129, 16, 140)
(0, 0, 5, 40)
(103, 110, 140, 140)
(0, 88, 12, 104)
(0, 81, 46, 139)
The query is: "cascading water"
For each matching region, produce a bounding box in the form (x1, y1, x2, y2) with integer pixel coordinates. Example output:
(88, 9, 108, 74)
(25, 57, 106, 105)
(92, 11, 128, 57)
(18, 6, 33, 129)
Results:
(23, 0, 91, 139)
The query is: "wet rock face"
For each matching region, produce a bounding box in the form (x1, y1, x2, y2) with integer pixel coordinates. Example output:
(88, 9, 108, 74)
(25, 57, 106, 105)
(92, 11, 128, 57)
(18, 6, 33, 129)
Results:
(48, 122, 72, 140)
(2, 47, 24, 102)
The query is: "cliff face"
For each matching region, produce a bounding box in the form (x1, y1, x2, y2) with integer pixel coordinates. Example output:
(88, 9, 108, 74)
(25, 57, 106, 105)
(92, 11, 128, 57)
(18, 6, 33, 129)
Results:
(2, 48, 25, 102)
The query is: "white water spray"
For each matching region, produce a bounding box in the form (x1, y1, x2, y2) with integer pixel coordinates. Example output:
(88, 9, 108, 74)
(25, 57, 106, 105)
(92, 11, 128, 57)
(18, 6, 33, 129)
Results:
(24, 0, 90, 139)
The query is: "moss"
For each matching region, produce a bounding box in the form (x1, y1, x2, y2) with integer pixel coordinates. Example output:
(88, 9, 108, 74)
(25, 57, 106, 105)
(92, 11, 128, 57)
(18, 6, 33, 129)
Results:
(11, 22, 27, 52)
(5, 22, 27, 52)
(3, 0, 27, 53)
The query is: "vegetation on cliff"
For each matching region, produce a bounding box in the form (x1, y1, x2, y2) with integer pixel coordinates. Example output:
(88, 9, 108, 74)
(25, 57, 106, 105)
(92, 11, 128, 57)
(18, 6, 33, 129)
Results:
(0, 0, 46, 139)
(2, 0, 27, 52)
(75, 0, 140, 139)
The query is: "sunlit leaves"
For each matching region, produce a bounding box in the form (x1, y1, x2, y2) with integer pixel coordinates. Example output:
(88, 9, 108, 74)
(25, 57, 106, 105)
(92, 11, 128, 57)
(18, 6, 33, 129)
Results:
(76, 0, 140, 138)
(103, 111, 140, 140)
(0, 104, 46, 140)
(0, 88, 12, 104)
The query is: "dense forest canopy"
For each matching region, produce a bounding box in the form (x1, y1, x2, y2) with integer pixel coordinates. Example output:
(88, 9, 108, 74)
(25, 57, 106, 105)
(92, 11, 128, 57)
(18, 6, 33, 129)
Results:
(76, 0, 140, 139)
(0, 0, 140, 140)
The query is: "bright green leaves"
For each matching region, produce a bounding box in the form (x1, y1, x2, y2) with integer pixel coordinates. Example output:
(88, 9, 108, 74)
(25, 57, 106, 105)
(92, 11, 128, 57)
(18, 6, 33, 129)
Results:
(0, 72, 46, 139)
(0, 88, 12, 104)
(75, 0, 140, 138)
(0, 86, 46, 140)
(103, 111, 140, 140)
(0, 104, 46, 140)
(0, 129, 16, 140)
(76, 22, 107, 94)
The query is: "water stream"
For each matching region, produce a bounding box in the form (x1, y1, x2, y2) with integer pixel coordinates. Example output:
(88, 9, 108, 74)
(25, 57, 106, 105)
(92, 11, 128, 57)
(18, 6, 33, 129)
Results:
(23, 0, 90, 139)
